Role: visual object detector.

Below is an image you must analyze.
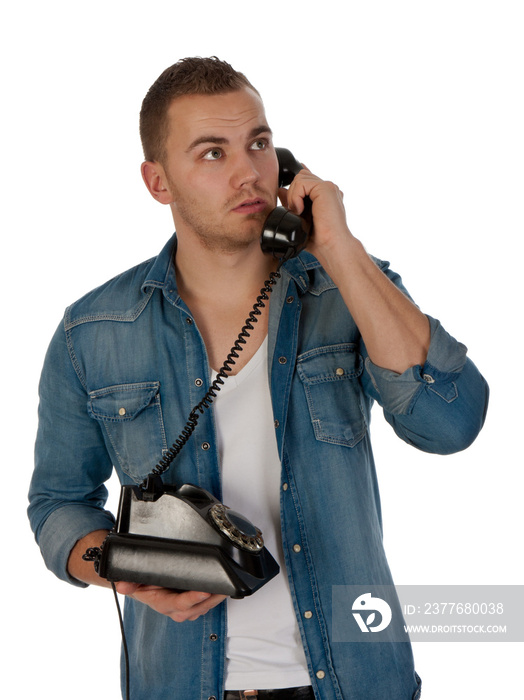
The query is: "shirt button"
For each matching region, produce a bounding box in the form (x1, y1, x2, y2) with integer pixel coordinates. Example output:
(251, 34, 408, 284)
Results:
(304, 610, 313, 619)
(335, 367, 344, 376)
(209, 633, 218, 641)
(201, 442, 210, 451)
(118, 407, 126, 416)
(282, 483, 289, 491)
(293, 544, 301, 553)
(195, 378, 203, 387)
(186, 317, 193, 325)
(274, 419, 280, 428)
(316, 670, 325, 680)
(286, 296, 295, 304)
(423, 373, 435, 384)
(278, 356, 287, 365)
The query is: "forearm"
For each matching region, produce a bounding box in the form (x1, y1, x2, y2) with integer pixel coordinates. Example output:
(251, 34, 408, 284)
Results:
(67, 529, 111, 587)
(318, 234, 430, 374)
(282, 169, 430, 373)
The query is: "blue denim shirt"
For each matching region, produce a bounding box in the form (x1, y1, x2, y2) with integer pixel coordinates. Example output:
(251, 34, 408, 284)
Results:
(29, 234, 488, 700)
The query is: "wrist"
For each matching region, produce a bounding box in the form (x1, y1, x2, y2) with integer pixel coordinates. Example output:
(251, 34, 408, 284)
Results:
(313, 230, 366, 282)
(68, 529, 111, 587)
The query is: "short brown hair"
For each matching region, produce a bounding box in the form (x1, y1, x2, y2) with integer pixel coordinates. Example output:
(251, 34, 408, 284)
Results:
(139, 56, 259, 164)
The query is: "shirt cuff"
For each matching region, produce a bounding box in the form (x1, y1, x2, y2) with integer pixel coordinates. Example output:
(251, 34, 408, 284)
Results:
(364, 316, 468, 415)
(38, 504, 115, 587)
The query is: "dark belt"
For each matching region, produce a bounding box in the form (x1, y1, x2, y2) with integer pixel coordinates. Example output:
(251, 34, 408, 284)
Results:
(224, 687, 314, 700)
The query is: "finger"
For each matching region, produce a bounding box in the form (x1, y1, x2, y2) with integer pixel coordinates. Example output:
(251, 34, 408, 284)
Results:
(115, 581, 142, 595)
(278, 187, 289, 208)
(286, 171, 320, 215)
(159, 591, 226, 622)
(173, 590, 213, 610)
(123, 586, 208, 608)
(115, 582, 167, 596)
(183, 593, 227, 621)
(126, 586, 226, 622)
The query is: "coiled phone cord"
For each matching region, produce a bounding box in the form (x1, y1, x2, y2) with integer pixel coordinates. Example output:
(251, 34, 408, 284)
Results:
(109, 262, 284, 699)
(139, 263, 283, 491)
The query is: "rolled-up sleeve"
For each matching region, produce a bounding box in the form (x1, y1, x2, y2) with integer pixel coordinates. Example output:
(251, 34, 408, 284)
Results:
(28, 320, 115, 587)
(363, 316, 489, 454)
(36, 504, 115, 588)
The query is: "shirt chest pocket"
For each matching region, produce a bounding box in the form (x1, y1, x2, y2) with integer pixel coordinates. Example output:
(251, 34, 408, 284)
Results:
(297, 344, 368, 448)
(88, 381, 167, 482)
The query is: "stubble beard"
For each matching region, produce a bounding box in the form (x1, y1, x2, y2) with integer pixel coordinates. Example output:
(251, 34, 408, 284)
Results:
(172, 185, 274, 255)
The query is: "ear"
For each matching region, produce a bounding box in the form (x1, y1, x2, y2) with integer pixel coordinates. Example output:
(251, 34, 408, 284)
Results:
(141, 161, 173, 204)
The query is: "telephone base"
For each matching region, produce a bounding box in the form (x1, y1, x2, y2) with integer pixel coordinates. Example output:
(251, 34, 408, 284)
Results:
(96, 531, 277, 598)
(91, 482, 279, 599)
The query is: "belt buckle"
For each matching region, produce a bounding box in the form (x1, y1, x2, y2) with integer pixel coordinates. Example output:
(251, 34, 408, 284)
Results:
(240, 692, 258, 699)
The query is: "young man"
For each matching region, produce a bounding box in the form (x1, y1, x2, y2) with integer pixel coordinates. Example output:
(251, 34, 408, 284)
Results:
(29, 57, 489, 700)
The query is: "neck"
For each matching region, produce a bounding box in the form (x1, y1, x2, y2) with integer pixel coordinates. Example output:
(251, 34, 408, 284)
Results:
(173, 232, 278, 375)
(174, 234, 277, 306)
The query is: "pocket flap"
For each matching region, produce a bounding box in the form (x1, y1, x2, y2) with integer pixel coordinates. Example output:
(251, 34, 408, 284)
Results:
(297, 343, 363, 384)
(88, 382, 161, 422)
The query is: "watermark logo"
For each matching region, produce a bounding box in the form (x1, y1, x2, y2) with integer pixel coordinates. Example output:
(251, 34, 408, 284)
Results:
(352, 592, 392, 633)
(333, 585, 524, 642)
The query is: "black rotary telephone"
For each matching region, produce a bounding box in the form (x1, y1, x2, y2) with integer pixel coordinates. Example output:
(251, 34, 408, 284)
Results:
(84, 148, 310, 599)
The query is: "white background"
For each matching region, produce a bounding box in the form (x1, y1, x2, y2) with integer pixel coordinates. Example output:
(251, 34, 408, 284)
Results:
(2, 1, 523, 698)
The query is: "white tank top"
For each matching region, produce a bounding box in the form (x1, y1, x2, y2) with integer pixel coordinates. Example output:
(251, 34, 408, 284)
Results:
(211, 337, 310, 690)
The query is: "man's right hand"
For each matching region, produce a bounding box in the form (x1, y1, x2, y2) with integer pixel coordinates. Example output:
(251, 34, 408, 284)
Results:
(115, 582, 227, 622)
(69, 530, 227, 622)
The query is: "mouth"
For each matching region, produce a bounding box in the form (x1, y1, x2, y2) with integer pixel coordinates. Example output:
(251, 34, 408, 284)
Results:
(232, 198, 268, 215)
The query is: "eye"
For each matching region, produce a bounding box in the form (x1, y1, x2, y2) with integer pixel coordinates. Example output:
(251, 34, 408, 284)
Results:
(250, 138, 268, 151)
(202, 148, 223, 161)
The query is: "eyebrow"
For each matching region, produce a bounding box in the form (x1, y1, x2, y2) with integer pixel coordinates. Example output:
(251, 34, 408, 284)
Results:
(186, 124, 272, 153)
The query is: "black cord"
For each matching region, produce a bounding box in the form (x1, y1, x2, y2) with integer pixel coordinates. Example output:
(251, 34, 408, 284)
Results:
(111, 582, 130, 700)
(139, 264, 283, 490)
(108, 263, 284, 699)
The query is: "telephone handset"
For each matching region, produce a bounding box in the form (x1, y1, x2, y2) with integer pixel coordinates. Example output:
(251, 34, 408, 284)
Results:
(260, 147, 312, 260)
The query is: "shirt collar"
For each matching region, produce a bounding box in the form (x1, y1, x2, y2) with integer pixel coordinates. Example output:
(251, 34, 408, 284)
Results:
(282, 252, 336, 296)
(141, 232, 334, 298)
(141, 233, 178, 294)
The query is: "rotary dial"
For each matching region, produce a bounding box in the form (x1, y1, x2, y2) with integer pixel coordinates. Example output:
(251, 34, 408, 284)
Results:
(209, 504, 264, 552)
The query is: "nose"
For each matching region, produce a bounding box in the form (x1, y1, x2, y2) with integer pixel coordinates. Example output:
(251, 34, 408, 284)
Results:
(229, 151, 259, 189)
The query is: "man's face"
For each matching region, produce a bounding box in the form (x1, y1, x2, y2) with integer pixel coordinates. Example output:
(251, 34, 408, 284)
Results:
(160, 88, 279, 254)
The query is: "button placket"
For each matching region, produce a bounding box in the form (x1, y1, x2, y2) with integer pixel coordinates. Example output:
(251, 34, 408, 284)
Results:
(270, 280, 301, 459)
